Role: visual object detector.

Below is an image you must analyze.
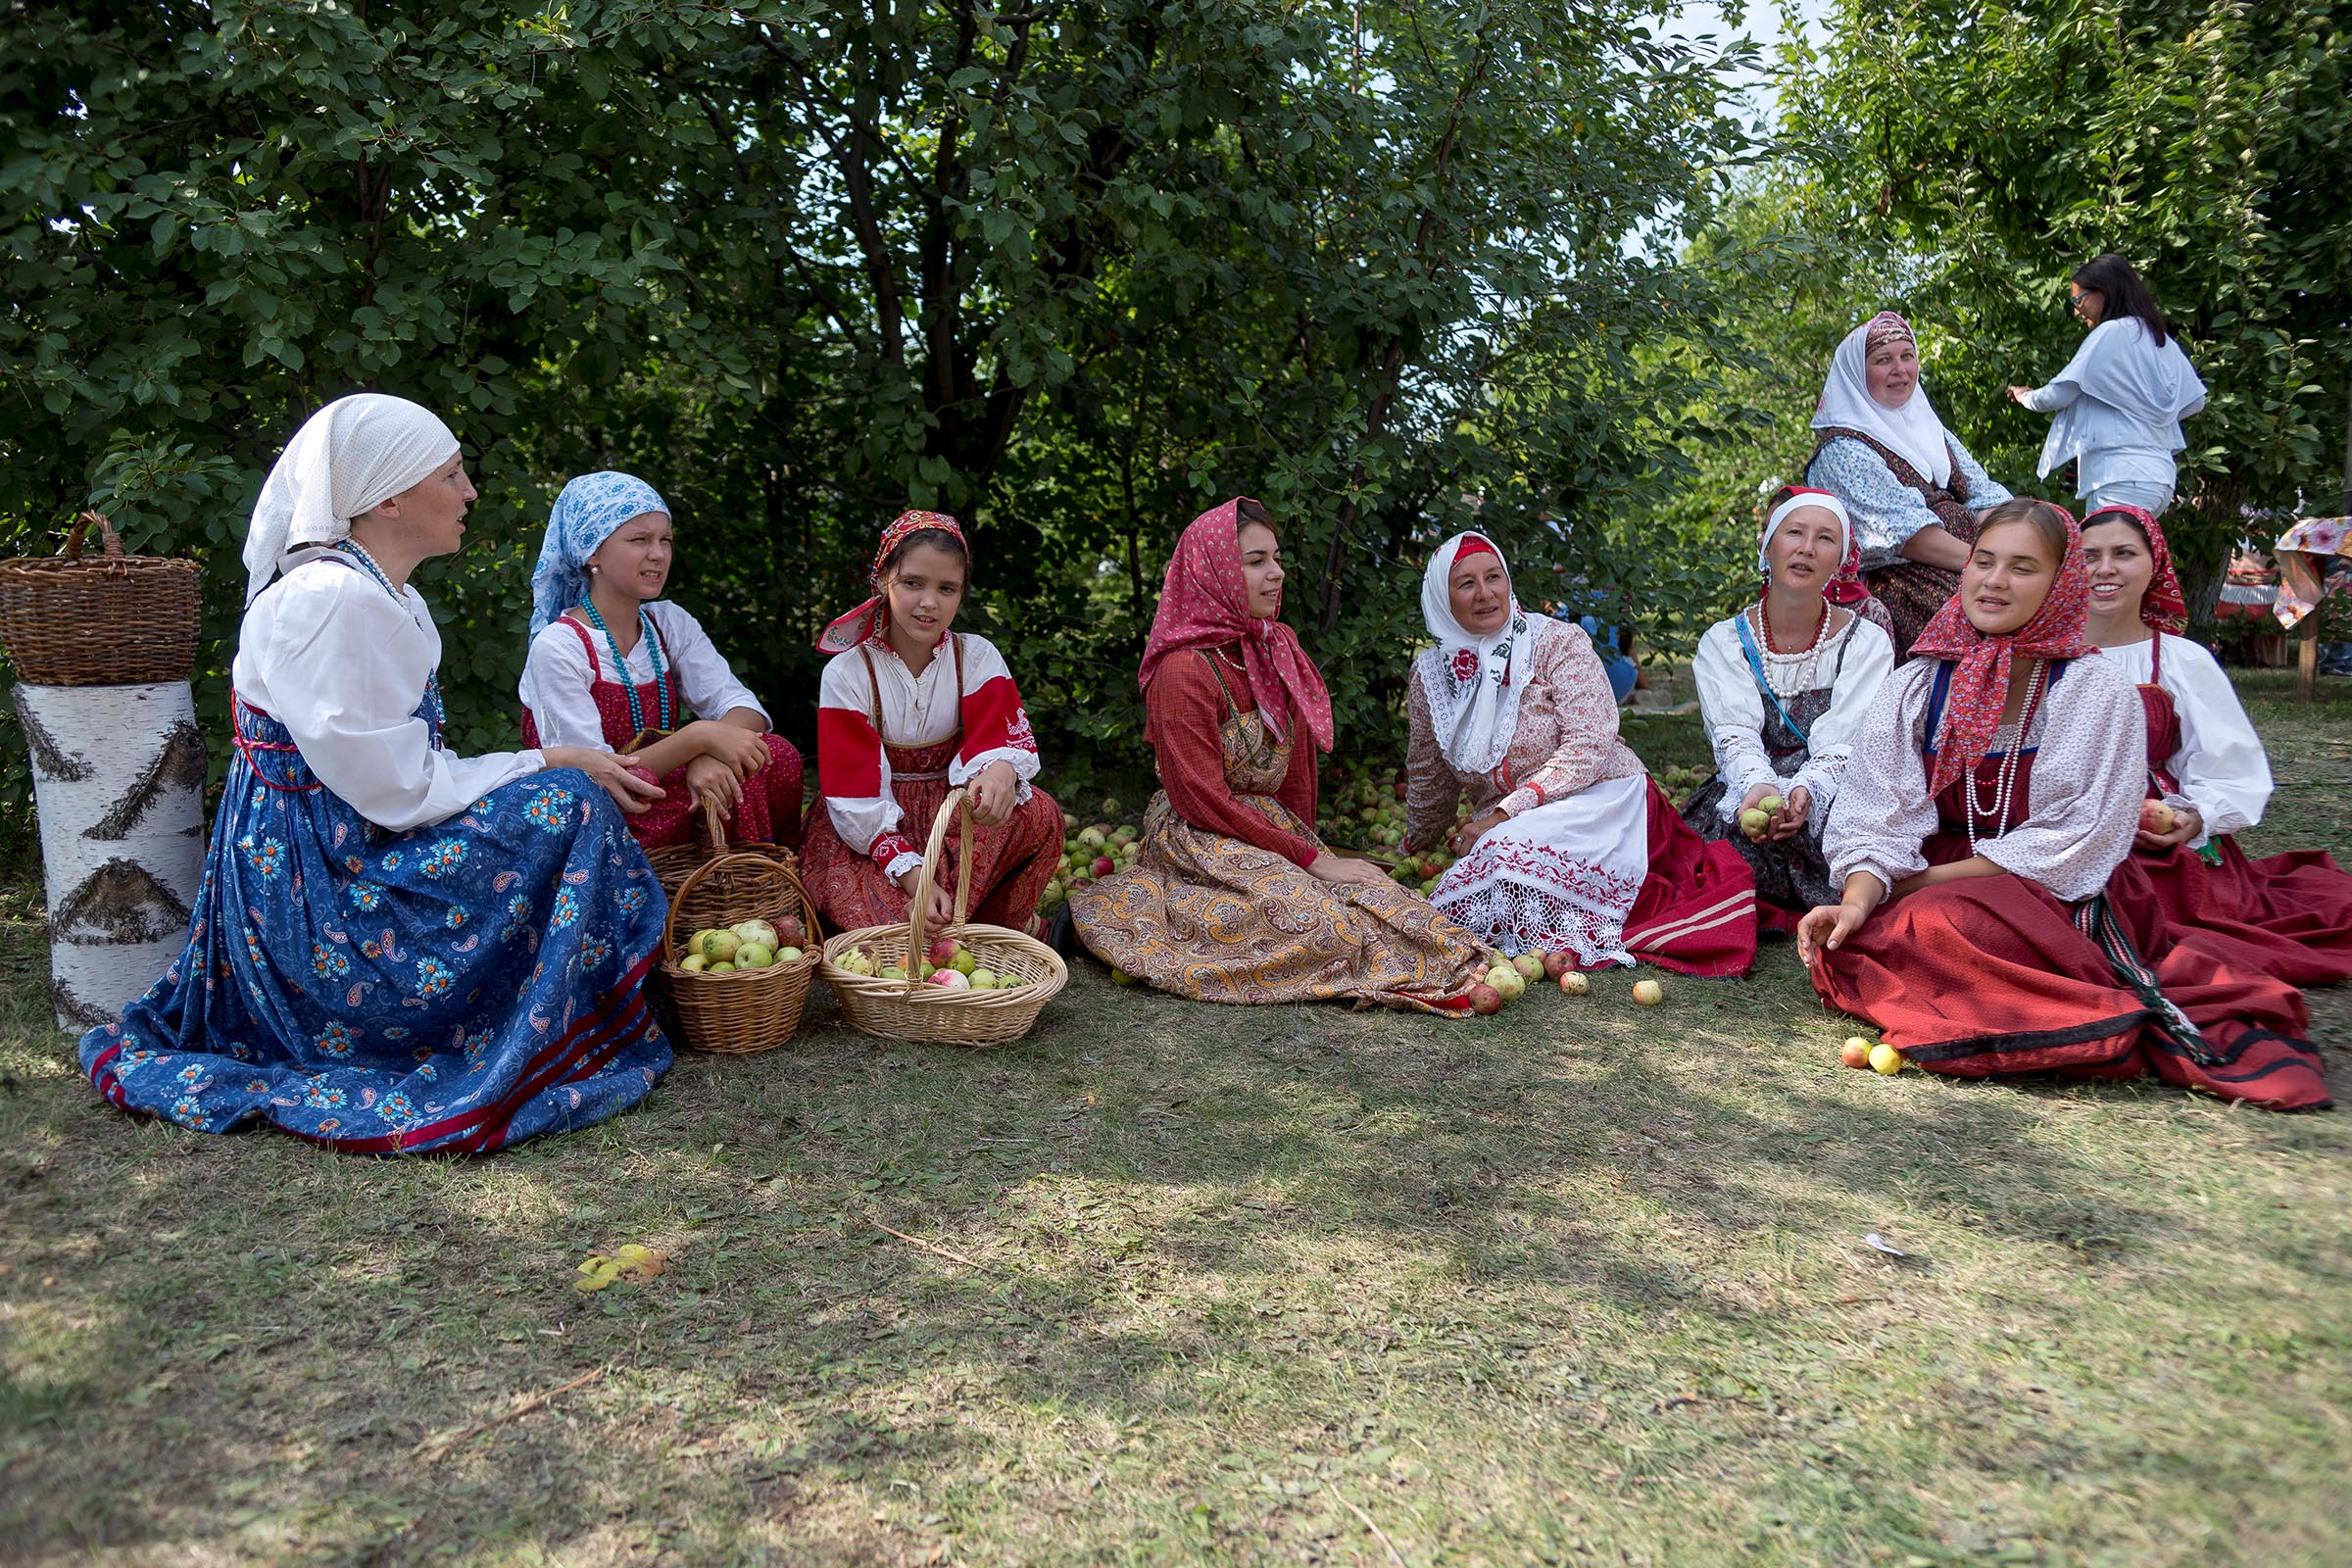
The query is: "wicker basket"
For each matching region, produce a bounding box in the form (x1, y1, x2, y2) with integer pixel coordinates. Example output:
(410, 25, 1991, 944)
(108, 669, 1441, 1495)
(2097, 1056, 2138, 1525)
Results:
(645, 796, 797, 897)
(819, 787, 1068, 1047)
(0, 511, 200, 686)
(657, 839, 825, 1055)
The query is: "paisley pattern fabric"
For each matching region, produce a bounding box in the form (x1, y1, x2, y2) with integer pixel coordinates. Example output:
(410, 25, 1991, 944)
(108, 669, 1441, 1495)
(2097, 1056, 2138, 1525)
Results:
(78, 698, 671, 1153)
(1072, 690, 1489, 1012)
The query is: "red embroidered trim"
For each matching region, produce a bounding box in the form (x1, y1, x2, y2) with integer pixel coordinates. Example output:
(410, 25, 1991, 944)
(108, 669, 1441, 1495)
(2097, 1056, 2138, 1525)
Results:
(231, 691, 323, 792)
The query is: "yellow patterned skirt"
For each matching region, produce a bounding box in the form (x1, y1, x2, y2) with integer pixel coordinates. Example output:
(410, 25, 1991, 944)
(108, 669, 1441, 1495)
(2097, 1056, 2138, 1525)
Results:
(1070, 789, 1493, 1013)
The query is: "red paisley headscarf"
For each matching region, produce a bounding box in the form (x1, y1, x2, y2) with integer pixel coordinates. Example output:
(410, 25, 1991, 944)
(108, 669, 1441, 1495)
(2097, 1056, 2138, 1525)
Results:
(1139, 498, 1335, 753)
(1909, 501, 2092, 796)
(2082, 503, 2187, 635)
(815, 510, 967, 654)
(1762, 486, 1873, 611)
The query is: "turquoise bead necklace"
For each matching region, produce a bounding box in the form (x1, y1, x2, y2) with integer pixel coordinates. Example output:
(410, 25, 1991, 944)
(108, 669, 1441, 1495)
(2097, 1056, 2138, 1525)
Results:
(580, 598, 673, 735)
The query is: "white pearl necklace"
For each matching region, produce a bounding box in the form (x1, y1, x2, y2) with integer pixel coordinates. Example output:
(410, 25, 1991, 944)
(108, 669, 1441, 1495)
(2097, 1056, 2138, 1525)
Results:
(1746, 600, 1833, 699)
(1965, 659, 2043, 854)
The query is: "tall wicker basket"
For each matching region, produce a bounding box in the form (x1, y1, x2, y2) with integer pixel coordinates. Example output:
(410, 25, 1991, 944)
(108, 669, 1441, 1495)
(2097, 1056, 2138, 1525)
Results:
(819, 787, 1067, 1047)
(658, 843, 824, 1055)
(0, 512, 200, 685)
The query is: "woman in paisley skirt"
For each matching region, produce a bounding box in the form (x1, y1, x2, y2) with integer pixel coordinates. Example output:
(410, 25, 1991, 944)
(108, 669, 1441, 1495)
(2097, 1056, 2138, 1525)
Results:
(803, 513, 1063, 934)
(1403, 532, 1757, 975)
(1072, 499, 1491, 1012)
(1808, 311, 2016, 655)
(1801, 499, 2328, 1110)
(518, 470, 805, 851)
(1683, 488, 1895, 918)
(80, 395, 675, 1152)
(2080, 504, 2352, 985)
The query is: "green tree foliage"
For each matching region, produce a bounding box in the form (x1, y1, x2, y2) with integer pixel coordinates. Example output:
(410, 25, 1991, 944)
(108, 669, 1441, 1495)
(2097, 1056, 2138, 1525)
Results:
(3, 0, 1753, 816)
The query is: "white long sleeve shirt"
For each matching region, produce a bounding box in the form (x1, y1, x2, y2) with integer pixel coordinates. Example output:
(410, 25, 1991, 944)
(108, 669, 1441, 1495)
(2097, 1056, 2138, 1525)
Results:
(1691, 610, 1895, 834)
(2097, 633, 2271, 847)
(231, 555, 543, 831)
(516, 601, 769, 750)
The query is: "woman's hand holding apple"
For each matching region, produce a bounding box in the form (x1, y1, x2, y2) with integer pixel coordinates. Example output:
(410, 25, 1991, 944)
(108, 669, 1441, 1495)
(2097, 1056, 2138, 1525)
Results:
(1769, 785, 1811, 842)
(967, 760, 1017, 828)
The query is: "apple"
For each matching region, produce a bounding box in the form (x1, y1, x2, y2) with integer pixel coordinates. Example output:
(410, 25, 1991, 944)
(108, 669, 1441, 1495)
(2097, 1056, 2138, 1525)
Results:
(1840, 1037, 1872, 1069)
(1557, 970, 1590, 997)
(969, 967, 1000, 990)
(776, 946, 803, 963)
(730, 918, 778, 951)
(880, 964, 907, 981)
(1110, 969, 1137, 987)
(1631, 978, 1664, 1005)
(1487, 962, 1527, 1002)
(1868, 1042, 1903, 1076)
(929, 968, 970, 990)
(1512, 953, 1545, 983)
(1000, 974, 1028, 989)
(708, 961, 735, 974)
(1739, 808, 1772, 838)
(1757, 794, 1786, 815)
(774, 914, 806, 950)
(951, 949, 977, 976)
(1077, 826, 1106, 850)
(1092, 855, 1115, 878)
(1469, 983, 1503, 1015)
(926, 937, 959, 967)
(2140, 799, 2176, 834)
(695, 929, 741, 963)
(1540, 951, 1569, 981)
(734, 941, 775, 969)
(679, 953, 708, 973)
(836, 949, 876, 977)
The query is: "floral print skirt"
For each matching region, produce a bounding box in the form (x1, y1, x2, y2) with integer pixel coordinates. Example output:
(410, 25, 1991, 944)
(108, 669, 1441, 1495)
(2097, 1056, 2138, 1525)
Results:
(78, 705, 672, 1152)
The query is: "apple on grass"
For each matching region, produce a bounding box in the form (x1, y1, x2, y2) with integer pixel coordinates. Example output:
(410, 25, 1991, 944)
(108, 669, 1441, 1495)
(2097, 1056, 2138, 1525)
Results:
(1511, 953, 1546, 984)
(1468, 983, 1502, 1015)
(1541, 951, 1569, 982)
(1868, 1043, 1903, 1076)
(1486, 961, 1527, 1002)
(1557, 970, 1590, 996)
(1631, 978, 1663, 1005)
(1840, 1036, 1873, 1069)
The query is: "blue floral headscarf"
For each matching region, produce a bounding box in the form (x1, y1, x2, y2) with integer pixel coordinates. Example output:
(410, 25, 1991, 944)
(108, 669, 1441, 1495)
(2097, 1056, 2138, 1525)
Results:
(529, 471, 669, 634)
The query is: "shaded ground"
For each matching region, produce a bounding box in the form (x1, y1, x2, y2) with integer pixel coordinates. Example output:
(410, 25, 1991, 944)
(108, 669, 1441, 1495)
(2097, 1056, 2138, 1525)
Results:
(2, 672, 2348, 1566)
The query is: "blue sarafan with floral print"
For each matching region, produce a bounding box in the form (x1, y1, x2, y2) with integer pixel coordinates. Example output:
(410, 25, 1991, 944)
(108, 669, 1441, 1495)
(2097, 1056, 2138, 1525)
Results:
(78, 696, 673, 1153)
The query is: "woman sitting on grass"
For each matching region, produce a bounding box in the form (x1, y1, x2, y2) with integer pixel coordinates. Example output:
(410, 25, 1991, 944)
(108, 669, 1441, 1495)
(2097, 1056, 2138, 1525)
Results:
(1800, 498, 2328, 1110)
(2080, 503, 2352, 985)
(1682, 488, 1894, 922)
(81, 395, 673, 1152)
(519, 470, 805, 851)
(1404, 531, 1757, 974)
(1071, 499, 1491, 1011)
(802, 512, 1063, 935)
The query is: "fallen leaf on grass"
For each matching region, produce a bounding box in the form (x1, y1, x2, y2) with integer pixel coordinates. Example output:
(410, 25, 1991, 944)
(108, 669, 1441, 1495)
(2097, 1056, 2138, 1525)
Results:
(574, 1243, 668, 1292)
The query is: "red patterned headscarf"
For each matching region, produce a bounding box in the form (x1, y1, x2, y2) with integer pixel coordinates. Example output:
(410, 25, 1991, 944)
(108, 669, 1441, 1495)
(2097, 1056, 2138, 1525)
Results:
(2082, 503, 2187, 635)
(1761, 487, 1872, 611)
(1139, 498, 1335, 753)
(1909, 502, 2092, 796)
(815, 510, 967, 654)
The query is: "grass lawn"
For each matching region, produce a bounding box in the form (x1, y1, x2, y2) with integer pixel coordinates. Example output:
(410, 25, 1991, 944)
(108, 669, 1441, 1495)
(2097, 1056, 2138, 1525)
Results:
(3, 671, 2348, 1566)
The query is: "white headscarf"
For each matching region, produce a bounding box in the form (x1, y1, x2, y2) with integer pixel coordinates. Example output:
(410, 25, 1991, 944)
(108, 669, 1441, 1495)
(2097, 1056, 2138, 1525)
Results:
(241, 394, 461, 603)
(1810, 312, 1955, 488)
(1758, 489, 1852, 576)
(1414, 532, 1548, 775)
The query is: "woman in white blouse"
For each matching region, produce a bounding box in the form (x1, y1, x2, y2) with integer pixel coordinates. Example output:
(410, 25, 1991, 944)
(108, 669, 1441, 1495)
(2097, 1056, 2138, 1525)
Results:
(79, 395, 675, 1152)
(1683, 489, 1894, 915)
(519, 470, 806, 850)
(2008, 256, 2205, 517)
(2082, 504, 2352, 986)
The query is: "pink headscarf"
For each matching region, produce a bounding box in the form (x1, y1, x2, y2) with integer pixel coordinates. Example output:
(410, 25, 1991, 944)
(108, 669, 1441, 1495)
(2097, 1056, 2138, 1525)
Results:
(815, 511, 966, 655)
(1139, 499, 1335, 753)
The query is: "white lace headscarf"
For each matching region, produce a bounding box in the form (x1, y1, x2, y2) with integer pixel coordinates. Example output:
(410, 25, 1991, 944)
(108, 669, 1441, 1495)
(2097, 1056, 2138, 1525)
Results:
(1414, 532, 1548, 774)
(241, 394, 461, 603)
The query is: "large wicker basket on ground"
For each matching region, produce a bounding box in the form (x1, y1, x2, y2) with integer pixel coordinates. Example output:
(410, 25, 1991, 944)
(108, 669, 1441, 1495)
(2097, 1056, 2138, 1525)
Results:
(0, 512, 199, 686)
(657, 839, 824, 1055)
(819, 787, 1067, 1047)
(644, 796, 797, 897)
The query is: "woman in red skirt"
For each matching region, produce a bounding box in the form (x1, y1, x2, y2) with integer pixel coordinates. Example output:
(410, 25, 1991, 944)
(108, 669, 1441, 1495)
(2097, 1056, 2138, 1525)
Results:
(1799, 499, 2328, 1110)
(520, 471, 805, 850)
(803, 513, 1063, 934)
(2080, 503, 2352, 986)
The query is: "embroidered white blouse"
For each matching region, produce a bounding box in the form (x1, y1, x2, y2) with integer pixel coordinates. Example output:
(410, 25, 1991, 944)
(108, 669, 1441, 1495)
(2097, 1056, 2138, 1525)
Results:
(1824, 654, 2144, 903)
(516, 600, 769, 751)
(2097, 633, 2271, 847)
(1691, 609, 1895, 833)
(232, 554, 543, 832)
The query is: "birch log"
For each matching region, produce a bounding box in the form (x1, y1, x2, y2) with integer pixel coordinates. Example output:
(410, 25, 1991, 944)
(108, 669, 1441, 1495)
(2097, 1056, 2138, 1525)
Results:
(14, 682, 207, 1030)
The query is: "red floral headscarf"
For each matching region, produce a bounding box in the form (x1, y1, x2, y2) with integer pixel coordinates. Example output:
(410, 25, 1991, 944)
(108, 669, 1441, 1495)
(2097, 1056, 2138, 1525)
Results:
(2082, 503, 2187, 635)
(815, 510, 966, 654)
(1910, 503, 2092, 796)
(1139, 499, 1335, 753)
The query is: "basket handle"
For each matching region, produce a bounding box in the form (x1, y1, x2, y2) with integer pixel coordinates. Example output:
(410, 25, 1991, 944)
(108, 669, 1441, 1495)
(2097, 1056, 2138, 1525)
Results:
(660, 844, 823, 964)
(61, 511, 125, 563)
(903, 786, 978, 994)
(697, 795, 727, 858)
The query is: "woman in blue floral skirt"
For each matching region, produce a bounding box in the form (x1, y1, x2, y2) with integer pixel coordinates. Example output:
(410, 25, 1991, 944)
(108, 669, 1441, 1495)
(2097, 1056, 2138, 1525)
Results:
(79, 394, 675, 1152)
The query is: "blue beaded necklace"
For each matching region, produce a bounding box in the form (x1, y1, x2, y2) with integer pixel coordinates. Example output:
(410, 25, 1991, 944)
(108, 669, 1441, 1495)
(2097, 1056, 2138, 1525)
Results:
(579, 598, 673, 735)
(334, 540, 445, 748)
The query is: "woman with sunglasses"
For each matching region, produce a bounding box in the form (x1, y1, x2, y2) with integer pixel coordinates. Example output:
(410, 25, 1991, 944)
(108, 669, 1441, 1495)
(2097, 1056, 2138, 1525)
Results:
(2007, 255, 2206, 518)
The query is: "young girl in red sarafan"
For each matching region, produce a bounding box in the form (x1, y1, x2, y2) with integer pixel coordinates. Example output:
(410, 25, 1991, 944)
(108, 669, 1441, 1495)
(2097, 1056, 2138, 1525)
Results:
(519, 471, 805, 850)
(802, 513, 1064, 934)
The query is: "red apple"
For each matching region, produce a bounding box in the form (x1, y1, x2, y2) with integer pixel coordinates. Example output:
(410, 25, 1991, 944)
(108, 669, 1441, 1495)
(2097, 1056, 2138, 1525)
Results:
(1092, 856, 1115, 878)
(1839, 1037, 1872, 1069)
(1541, 951, 1569, 981)
(1469, 983, 1502, 1015)
(775, 914, 806, 950)
(926, 937, 958, 967)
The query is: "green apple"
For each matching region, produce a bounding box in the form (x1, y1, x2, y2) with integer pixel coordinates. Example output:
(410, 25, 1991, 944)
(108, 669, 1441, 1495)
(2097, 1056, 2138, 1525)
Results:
(1739, 808, 1771, 838)
(734, 941, 775, 969)
(1511, 952, 1545, 983)
(708, 960, 735, 974)
(679, 953, 708, 973)
(775, 946, 803, 963)
(1757, 794, 1786, 815)
(695, 929, 741, 963)
(1487, 961, 1527, 1002)
(969, 967, 1000, 989)
(730, 918, 778, 951)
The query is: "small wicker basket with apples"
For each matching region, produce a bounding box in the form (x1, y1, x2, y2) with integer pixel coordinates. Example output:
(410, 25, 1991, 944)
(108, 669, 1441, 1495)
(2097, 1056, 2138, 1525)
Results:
(659, 836, 824, 1054)
(821, 787, 1067, 1046)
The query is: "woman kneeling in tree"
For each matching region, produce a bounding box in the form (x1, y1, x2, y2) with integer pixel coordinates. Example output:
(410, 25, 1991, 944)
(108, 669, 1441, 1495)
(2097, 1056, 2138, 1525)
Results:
(81, 396, 674, 1152)
(803, 513, 1064, 934)
(1072, 499, 1491, 1010)
(1802, 498, 2328, 1109)
(519, 471, 806, 851)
